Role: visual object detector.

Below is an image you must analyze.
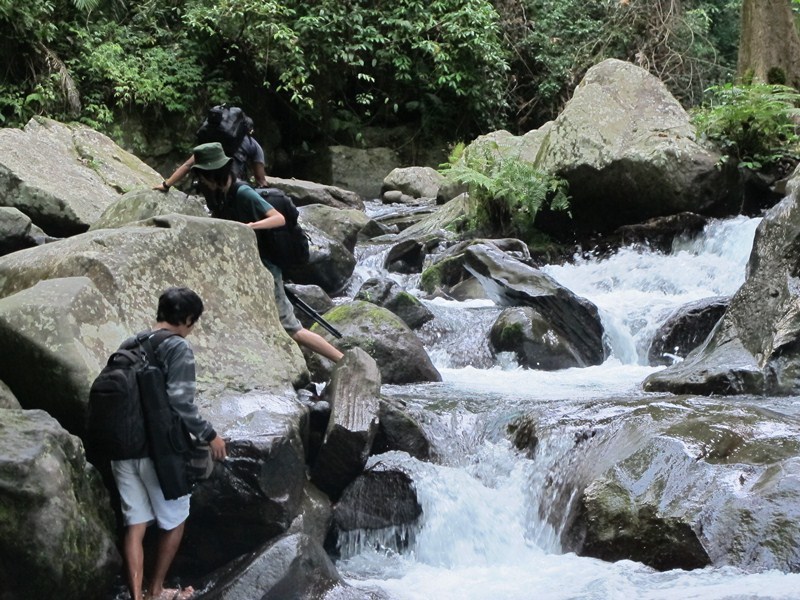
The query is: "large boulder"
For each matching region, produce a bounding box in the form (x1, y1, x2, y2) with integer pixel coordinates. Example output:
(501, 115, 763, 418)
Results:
(534, 59, 738, 235)
(89, 188, 207, 230)
(266, 176, 365, 211)
(0, 118, 161, 236)
(0, 408, 119, 599)
(463, 243, 606, 367)
(0, 214, 307, 435)
(537, 59, 740, 231)
(644, 170, 800, 395)
(381, 166, 445, 202)
(310, 301, 442, 385)
(565, 397, 800, 572)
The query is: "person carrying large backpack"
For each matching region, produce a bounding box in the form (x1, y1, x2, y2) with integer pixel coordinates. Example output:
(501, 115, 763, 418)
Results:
(154, 107, 267, 193)
(190, 142, 343, 363)
(104, 287, 226, 600)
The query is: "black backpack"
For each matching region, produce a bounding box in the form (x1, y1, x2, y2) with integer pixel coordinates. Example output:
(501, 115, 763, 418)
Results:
(242, 184, 310, 270)
(195, 105, 248, 157)
(86, 330, 176, 461)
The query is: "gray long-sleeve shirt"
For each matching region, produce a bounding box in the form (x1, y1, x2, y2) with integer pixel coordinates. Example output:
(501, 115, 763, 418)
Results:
(124, 330, 216, 443)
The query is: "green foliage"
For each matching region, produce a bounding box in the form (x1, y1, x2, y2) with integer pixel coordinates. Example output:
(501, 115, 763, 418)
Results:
(68, 18, 231, 128)
(494, 0, 741, 129)
(182, 0, 510, 138)
(440, 141, 569, 242)
(691, 83, 800, 169)
(0, 0, 750, 162)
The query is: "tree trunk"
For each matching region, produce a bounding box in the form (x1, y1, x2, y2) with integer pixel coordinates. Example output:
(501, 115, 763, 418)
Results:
(737, 0, 800, 88)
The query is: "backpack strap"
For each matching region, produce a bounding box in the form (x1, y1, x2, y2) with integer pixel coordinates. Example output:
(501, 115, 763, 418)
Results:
(136, 329, 178, 370)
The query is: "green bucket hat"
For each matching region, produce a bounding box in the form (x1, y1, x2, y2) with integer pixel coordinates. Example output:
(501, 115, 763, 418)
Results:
(192, 142, 232, 171)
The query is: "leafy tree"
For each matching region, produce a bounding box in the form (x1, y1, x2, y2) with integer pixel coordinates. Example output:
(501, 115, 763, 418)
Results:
(493, 0, 741, 130)
(182, 0, 510, 140)
(738, 0, 800, 89)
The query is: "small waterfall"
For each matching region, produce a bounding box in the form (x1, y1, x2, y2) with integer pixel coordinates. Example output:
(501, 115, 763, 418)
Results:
(542, 216, 761, 364)
(337, 215, 800, 598)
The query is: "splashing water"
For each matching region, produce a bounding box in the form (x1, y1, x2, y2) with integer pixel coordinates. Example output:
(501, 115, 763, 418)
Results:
(337, 215, 800, 599)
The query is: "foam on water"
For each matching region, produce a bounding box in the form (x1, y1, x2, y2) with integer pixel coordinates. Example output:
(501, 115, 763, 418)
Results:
(339, 215, 800, 599)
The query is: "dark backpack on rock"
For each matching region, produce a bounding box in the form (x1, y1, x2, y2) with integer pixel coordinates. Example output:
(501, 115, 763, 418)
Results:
(87, 330, 176, 461)
(196, 104, 248, 157)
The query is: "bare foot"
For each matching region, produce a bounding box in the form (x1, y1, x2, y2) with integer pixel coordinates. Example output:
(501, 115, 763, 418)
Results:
(146, 587, 195, 600)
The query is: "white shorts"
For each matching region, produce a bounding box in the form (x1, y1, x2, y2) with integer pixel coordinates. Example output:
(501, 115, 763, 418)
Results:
(111, 457, 190, 530)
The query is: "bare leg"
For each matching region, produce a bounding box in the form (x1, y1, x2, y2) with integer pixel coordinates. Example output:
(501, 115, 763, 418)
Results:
(147, 521, 191, 599)
(123, 523, 148, 600)
(292, 328, 344, 362)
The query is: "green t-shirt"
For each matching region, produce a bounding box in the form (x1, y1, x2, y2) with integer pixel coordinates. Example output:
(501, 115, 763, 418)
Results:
(219, 183, 277, 269)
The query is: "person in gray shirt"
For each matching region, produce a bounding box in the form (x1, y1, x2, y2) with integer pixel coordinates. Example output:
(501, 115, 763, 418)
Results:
(111, 287, 226, 600)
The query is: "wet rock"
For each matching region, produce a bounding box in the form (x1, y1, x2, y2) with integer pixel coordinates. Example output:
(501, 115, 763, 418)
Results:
(420, 238, 531, 295)
(464, 243, 606, 366)
(197, 532, 342, 600)
(577, 477, 711, 571)
(288, 481, 334, 546)
(355, 278, 434, 329)
(564, 398, 800, 572)
(490, 305, 599, 370)
(372, 398, 431, 460)
(644, 174, 800, 394)
(311, 348, 382, 501)
(647, 297, 728, 366)
(332, 468, 422, 535)
(384, 239, 427, 274)
(308, 301, 442, 385)
(508, 417, 539, 458)
(0, 408, 120, 599)
(178, 393, 309, 575)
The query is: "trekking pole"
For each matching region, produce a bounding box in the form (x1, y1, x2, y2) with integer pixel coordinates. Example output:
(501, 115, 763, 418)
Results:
(284, 287, 343, 339)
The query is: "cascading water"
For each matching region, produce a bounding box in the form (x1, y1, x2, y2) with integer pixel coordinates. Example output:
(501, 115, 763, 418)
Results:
(335, 213, 800, 599)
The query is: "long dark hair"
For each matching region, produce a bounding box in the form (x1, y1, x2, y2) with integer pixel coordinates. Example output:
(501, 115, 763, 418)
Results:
(193, 162, 233, 216)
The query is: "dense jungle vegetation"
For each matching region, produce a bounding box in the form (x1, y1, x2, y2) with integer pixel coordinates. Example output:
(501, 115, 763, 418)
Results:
(0, 0, 794, 170)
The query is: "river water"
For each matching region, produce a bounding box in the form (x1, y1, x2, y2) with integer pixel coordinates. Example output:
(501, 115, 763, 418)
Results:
(335, 213, 800, 599)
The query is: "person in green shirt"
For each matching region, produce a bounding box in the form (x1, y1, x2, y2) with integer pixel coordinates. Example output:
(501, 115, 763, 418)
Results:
(191, 142, 343, 363)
